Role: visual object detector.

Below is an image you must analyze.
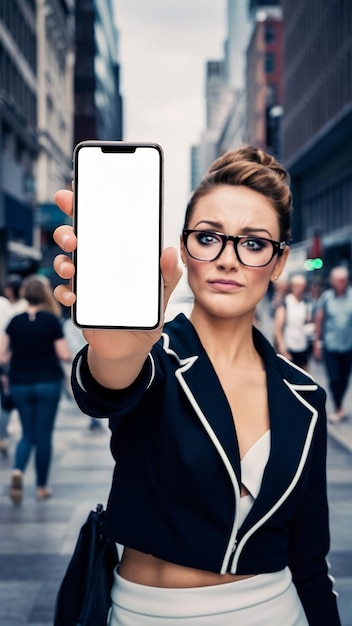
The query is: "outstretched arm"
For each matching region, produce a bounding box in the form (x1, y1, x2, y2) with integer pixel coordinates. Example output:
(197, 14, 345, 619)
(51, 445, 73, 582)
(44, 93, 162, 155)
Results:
(52, 189, 182, 389)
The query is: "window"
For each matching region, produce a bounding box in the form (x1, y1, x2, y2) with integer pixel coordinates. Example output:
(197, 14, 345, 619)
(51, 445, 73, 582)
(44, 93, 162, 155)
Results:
(265, 53, 275, 73)
(264, 24, 276, 43)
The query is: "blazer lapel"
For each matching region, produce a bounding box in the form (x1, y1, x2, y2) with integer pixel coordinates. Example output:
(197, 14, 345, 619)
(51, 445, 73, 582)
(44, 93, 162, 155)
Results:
(162, 317, 242, 478)
(176, 349, 242, 479)
(239, 356, 319, 533)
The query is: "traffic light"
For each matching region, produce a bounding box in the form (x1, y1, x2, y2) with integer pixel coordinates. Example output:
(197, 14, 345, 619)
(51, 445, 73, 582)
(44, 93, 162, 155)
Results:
(306, 232, 323, 271)
(304, 258, 323, 271)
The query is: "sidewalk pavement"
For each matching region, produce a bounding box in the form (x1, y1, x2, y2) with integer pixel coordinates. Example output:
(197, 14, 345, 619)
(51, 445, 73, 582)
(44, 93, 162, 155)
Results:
(0, 396, 114, 626)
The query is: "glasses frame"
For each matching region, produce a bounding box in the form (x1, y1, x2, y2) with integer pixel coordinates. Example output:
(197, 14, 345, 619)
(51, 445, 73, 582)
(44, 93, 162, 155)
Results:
(182, 229, 287, 267)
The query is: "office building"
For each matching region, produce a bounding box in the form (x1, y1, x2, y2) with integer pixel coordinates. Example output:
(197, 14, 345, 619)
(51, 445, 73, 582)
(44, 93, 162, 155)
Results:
(74, 0, 123, 144)
(0, 0, 39, 282)
(282, 0, 352, 271)
(246, 10, 283, 157)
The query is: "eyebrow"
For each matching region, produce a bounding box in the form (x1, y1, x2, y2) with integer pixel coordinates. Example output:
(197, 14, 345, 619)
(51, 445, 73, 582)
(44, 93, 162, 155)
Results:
(192, 220, 273, 238)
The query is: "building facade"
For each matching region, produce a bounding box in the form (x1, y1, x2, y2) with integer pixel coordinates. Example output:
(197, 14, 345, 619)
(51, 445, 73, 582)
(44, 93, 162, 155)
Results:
(246, 13, 283, 157)
(226, 0, 252, 89)
(217, 88, 247, 157)
(190, 0, 252, 187)
(282, 0, 352, 273)
(36, 0, 75, 283)
(217, 0, 252, 157)
(0, 0, 39, 283)
(74, 0, 123, 145)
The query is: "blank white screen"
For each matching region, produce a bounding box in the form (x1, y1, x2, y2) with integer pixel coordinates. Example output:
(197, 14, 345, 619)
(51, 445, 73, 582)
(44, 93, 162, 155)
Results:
(74, 144, 162, 328)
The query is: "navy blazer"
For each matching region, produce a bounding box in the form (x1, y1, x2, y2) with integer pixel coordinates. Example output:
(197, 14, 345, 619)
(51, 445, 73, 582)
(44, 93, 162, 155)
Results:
(72, 313, 340, 625)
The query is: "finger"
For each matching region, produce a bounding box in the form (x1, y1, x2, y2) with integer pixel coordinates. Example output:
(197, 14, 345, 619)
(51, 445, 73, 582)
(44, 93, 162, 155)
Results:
(54, 189, 73, 218)
(53, 254, 75, 280)
(160, 247, 182, 309)
(54, 284, 76, 307)
(53, 225, 76, 253)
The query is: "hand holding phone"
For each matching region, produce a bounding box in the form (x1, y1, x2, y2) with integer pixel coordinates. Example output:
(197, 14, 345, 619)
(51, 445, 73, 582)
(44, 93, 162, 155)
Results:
(53, 187, 182, 388)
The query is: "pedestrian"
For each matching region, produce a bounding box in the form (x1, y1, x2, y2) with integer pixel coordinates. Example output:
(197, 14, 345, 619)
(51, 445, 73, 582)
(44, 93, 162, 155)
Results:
(274, 273, 313, 370)
(0, 285, 12, 457)
(313, 265, 352, 423)
(0, 274, 28, 457)
(53, 146, 340, 625)
(308, 280, 324, 320)
(35, 274, 63, 318)
(0, 289, 11, 327)
(268, 274, 288, 319)
(0, 277, 71, 502)
(3, 273, 28, 316)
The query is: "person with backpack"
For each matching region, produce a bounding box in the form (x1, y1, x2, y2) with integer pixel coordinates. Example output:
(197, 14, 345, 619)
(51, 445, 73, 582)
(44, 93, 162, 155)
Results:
(274, 273, 313, 371)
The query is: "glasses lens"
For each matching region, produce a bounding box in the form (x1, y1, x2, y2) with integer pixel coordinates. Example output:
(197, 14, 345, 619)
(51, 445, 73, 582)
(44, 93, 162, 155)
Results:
(186, 231, 223, 261)
(185, 231, 276, 266)
(237, 237, 274, 267)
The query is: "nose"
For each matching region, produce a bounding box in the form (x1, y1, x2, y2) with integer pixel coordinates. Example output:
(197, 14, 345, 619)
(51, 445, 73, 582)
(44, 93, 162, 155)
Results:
(216, 240, 239, 269)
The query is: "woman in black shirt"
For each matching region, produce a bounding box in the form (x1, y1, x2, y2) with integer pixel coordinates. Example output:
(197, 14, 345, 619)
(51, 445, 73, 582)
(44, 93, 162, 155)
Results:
(0, 277, 71, 502)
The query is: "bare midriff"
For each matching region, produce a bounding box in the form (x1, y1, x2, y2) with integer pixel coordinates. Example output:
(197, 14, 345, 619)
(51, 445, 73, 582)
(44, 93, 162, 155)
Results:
(118, 547, 255, 588)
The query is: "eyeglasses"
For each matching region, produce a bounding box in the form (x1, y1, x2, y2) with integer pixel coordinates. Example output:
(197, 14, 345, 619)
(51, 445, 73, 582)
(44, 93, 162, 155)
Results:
(182, 230, 286, 267)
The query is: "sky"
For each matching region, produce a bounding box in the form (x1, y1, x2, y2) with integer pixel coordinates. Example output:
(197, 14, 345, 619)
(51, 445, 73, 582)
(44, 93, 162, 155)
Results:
(113, 0, 227, 249)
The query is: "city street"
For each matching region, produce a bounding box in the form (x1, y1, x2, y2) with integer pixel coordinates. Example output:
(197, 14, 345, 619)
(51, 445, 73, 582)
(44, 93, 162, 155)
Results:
(1, 1, 352, 623)
(0, 317, 351, 625)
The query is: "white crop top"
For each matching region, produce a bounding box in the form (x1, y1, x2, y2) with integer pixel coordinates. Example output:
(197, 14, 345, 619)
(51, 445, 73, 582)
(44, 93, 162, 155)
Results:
(238, 430, 271, 528)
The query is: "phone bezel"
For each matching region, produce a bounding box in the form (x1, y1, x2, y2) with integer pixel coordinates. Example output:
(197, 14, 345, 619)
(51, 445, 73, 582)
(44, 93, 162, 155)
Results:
(72, 140, 164, 330)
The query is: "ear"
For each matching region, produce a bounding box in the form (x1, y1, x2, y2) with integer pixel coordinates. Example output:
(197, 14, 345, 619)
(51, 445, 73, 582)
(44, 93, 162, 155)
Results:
(271, 245, 289, 283)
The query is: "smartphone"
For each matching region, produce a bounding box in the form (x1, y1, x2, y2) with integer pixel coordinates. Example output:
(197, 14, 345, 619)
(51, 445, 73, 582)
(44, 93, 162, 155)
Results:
(72, 141, 163, 329)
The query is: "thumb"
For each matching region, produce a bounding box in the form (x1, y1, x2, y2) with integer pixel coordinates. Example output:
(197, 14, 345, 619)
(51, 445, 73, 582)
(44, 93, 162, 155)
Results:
(160, 247, 183, 309)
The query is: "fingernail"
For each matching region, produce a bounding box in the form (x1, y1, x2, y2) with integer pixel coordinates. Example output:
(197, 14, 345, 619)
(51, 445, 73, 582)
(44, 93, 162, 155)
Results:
(61, 234, 70, 248)
(62, 291, 73, 301)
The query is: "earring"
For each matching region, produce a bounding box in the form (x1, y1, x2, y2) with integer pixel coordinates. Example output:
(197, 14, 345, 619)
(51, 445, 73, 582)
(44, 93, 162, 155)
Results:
(274, 275, 278, 281)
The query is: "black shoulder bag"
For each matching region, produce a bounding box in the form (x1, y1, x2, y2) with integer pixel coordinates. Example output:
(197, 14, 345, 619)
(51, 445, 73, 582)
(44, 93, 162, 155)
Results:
(54, 503, 119, 626)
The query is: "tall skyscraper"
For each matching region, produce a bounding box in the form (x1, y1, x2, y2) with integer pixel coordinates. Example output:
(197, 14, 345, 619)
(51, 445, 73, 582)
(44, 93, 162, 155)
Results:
(191, 0, 252, 186)
(74, 0, 123, 145)
(226, 0, 252, 89)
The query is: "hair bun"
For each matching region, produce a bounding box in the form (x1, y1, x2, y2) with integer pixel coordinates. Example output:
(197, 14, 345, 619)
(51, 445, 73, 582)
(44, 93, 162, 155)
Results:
(208, 146, 288, 183)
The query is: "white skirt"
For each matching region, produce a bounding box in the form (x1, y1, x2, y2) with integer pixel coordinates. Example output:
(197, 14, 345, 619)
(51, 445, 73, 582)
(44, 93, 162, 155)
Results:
(108, 566, 309, 625)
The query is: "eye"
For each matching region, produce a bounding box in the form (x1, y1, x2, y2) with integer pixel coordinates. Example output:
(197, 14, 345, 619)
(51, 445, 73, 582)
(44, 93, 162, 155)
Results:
(195, 231, 222, 246)
(241, 237, 270, 252)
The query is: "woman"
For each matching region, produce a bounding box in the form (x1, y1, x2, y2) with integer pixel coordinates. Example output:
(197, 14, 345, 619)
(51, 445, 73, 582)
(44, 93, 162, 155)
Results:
(53, 147, 340, 625)
(274, 273, 313, 370)
(0, 277, 71, 502)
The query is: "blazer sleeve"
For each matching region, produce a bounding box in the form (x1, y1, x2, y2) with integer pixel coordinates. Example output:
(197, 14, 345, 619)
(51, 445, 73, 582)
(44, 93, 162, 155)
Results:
(288, 390, 341, 625)
(70, 344, 158, 421)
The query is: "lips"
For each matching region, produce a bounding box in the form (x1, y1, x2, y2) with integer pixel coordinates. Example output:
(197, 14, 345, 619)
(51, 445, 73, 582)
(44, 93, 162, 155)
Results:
(208, 279, 244, 289)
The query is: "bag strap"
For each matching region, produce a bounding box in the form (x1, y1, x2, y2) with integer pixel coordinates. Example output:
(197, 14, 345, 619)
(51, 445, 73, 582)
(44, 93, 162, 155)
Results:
(77, 504, 105, 624)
